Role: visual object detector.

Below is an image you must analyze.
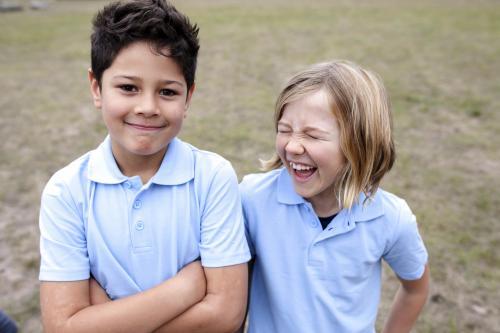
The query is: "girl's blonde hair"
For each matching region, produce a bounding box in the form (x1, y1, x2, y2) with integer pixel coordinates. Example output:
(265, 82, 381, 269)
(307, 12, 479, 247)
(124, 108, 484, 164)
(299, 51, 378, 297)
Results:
(262, 60, 395, 209)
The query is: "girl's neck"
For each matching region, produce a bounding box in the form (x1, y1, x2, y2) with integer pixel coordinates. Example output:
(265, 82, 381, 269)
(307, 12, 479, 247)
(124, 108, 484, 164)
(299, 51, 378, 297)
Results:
(308, 192, 342, 218)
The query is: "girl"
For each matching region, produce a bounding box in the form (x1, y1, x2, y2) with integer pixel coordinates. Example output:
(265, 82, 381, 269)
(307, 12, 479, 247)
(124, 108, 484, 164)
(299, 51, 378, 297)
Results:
(240, 60, 429, 332)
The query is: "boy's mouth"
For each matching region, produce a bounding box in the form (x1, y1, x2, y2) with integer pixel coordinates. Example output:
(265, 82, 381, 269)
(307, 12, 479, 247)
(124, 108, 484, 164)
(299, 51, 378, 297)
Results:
(289, 162, 317, 180)
(125, 121, 166, 131)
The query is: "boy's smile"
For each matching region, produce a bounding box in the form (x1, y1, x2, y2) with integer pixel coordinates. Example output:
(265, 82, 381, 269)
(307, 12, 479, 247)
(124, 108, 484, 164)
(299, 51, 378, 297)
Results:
(275, 89, 346, 213)
(89, 41, 194, 178)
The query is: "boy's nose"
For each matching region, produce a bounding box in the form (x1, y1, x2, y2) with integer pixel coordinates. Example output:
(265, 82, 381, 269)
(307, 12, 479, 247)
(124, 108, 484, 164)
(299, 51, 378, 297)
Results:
(285, 137, 305, 155)
(134, 94, 159, 116)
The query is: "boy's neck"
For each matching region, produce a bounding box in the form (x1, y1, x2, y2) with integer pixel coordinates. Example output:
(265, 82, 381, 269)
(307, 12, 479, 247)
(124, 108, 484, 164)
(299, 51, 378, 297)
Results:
(111, 145, 167, 185)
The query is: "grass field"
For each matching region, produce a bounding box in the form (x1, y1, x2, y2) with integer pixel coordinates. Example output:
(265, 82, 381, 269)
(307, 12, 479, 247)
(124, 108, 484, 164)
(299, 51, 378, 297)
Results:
(1, 0, 499, 332)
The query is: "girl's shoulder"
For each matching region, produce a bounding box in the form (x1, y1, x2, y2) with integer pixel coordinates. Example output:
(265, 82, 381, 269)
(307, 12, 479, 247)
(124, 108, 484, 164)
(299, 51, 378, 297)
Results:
(239, 169, 283, 200)
(240, 169, 281, 190)
(352, 189, 414, 229)
(376, 189, 413, 220)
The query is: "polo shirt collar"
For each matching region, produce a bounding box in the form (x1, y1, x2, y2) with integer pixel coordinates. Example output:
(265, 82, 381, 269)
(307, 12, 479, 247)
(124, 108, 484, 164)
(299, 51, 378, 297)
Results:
(88, 136, 127, 184)
(151, 137, 194, 185)
(277, 168, 307, 205)
(88, 136, 194, 185)
(348, 191, 384, 223)
(276, 167, 384, 223)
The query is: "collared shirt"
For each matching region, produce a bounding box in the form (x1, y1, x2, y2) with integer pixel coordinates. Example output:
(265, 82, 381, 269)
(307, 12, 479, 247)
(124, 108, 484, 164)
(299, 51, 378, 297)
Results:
(240, 168, 428, 333)
(39, 136, 250, 299)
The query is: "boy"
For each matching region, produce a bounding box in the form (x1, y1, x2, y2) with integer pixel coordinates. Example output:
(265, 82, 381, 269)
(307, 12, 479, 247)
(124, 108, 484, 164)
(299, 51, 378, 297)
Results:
(39, 1, 250, 332)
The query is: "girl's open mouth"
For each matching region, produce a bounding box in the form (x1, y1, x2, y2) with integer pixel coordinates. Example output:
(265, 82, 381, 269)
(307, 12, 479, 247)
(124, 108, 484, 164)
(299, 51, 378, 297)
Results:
(290, 162, 317, 181)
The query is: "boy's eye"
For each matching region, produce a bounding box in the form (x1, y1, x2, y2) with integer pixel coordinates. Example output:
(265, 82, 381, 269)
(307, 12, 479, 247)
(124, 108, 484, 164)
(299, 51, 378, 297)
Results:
(119, 84, 137, 92)
(159, 89, 177, 97)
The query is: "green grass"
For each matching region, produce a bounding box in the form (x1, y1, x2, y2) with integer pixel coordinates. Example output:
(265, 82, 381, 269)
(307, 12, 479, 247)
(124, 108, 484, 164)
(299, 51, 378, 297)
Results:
(1, 1, 499, 332)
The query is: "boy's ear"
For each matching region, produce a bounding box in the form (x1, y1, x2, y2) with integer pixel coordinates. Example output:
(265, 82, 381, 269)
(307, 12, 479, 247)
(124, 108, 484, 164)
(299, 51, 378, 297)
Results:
(88, 68, 102, 109)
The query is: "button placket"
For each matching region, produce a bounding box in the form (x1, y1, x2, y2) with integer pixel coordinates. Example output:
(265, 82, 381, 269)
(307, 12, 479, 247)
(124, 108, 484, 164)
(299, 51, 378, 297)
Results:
(135, 220, 144, 231)
(303, 203, 320, 229)
(127, 184, 152, 250)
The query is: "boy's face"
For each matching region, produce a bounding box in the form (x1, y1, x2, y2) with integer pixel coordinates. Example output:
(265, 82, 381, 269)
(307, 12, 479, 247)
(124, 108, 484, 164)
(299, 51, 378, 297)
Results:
(89, 41, 194, 165)
(276, 88, 346, 210)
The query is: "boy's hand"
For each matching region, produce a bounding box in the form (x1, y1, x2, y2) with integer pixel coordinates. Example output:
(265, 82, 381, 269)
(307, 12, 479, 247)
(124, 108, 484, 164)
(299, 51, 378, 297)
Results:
(89, 277, 111, 305)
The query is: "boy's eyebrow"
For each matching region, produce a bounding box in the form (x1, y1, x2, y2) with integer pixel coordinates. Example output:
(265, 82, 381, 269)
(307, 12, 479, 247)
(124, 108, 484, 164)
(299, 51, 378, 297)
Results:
(161, 80, 184, 87)
(112, 75, 184, 87)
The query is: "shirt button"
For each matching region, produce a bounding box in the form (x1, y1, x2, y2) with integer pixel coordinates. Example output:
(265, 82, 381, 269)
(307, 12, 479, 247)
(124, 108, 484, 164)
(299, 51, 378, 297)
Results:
(135, 220, 144, 231)
(133, 200, 142, 209)
(310, 220, 318, 228)
(124, 181, 132, 189)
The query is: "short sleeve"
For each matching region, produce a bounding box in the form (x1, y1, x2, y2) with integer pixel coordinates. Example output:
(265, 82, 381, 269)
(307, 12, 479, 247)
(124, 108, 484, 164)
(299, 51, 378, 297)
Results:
(199, 161, 251, 267)
(39, 175, 90, 281)
(383, 200, 428, 280)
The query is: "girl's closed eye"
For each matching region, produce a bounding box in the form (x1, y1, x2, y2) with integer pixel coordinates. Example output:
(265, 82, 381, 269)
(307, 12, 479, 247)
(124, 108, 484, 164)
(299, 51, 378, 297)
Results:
(305, 132, 320, 140)
(305, 129, 330, 141)
(277, 125, 292, 134)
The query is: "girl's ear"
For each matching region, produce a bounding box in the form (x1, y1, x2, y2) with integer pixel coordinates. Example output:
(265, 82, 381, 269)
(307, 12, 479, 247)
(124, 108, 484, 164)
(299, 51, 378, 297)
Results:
(88, 69, 102, 109)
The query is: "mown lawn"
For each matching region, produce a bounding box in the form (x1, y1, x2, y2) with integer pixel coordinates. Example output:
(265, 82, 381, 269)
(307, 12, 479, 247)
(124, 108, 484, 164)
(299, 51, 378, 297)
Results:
(1, 0, 499, 332)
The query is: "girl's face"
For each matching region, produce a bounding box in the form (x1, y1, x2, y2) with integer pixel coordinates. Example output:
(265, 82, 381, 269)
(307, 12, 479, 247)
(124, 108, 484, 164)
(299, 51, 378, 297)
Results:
(276, 88, 346, 211)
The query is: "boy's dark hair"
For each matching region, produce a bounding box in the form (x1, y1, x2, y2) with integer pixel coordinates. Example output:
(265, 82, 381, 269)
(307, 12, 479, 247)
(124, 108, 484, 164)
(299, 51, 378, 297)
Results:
(91, 0, 200, 91)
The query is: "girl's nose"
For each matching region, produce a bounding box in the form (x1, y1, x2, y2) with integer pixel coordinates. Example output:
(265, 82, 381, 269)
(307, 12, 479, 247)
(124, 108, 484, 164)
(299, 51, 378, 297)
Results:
(285, 137, 305, 155)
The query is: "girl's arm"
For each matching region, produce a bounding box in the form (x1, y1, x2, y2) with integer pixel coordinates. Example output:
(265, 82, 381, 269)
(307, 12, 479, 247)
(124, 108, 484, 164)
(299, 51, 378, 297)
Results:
(382, 264, 430, 333)
(40, 260, 206, 333)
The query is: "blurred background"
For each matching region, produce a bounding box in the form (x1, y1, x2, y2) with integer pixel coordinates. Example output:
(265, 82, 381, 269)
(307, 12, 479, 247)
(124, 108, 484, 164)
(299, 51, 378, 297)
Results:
(1, 0, 499, 332)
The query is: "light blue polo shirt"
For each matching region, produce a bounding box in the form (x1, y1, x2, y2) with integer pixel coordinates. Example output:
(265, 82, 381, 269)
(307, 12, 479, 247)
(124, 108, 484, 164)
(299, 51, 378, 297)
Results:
(39, 136, 250, 300)
(240, 168, 428, 333)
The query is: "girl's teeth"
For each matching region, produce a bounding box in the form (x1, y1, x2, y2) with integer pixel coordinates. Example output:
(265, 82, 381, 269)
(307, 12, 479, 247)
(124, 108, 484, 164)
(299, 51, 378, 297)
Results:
(290, 162, 313, 171)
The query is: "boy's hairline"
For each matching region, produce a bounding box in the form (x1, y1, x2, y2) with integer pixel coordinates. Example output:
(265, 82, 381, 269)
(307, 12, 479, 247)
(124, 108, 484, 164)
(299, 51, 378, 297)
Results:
(90, 0, 200, 92)
(92, 40, 193, 87)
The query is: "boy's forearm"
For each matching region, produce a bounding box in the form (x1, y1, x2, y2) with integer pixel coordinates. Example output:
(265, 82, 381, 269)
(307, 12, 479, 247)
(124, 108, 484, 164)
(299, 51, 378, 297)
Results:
(155, 294, 240, 333)
(42, 262, 206, 333)
(382, 266, 430, 333)
(154, 264, 248, 333)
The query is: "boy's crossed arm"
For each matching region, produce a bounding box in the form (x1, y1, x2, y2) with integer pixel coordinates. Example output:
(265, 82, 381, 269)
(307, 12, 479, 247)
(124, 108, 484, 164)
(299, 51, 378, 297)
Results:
(85, 263, 248, 333)
(154, 263, 248, 333)
(40, 260, 206, 333)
